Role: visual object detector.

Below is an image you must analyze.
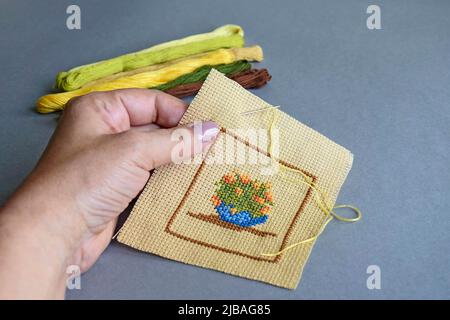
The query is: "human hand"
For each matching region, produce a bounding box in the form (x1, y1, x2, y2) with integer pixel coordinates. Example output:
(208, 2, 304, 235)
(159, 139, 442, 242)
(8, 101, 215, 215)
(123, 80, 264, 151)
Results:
(0, 89, 219, 298)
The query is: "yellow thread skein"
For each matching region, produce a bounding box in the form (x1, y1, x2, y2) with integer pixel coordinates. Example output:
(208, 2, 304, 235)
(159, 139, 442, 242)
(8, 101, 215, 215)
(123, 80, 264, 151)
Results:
(81, 51, 216, 88)
(36, 46, 263, 113)
(260, 108, 362, 257)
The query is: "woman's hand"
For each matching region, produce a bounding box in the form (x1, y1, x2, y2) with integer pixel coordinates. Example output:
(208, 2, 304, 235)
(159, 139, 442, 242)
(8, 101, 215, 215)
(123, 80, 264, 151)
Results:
(0, 89, 218, 299)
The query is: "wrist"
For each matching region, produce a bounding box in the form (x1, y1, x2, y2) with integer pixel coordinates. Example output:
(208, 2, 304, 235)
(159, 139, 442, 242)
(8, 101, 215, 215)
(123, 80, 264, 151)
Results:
(0, 171, 87, 265)
(0, 178, 87, 298)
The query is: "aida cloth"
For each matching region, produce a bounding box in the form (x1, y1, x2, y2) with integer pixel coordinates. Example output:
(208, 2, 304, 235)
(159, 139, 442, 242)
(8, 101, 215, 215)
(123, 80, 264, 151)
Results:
(117, 69, 353, 289)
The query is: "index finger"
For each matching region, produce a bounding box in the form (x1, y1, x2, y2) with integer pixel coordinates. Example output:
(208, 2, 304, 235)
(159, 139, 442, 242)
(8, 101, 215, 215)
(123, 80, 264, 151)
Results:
(64, 88, 188, 135)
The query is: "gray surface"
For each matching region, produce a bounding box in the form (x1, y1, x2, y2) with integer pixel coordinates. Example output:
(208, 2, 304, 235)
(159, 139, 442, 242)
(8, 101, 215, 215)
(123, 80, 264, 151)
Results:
(0, 0, 449, 299)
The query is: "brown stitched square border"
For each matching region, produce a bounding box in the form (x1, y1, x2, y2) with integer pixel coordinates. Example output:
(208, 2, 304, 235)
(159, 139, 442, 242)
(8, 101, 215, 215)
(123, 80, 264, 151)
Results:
(164, 128, 316, 263)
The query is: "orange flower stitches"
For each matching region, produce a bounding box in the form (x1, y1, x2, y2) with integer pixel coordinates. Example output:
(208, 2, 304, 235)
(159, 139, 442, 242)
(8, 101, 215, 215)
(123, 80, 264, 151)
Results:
(260, 206, 270, 214)
(264, 191, 273, 202)
(211, 195, 221, 207)
(235, 187, 243, 195)
(224, 174, 236, 184)
(253, 195, 265, 204)
(240, 174, 251, 184)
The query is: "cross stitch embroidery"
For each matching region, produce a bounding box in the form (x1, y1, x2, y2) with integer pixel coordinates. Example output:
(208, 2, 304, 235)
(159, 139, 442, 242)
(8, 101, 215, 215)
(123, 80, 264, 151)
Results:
(211, 171, 274, 227)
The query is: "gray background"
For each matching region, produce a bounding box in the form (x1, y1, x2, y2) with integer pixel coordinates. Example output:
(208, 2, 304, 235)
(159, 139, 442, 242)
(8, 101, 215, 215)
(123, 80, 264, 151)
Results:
(0, 0, 449, 299)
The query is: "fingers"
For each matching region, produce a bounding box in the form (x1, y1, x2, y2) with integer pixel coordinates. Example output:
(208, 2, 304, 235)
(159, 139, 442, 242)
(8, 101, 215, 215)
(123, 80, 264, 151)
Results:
(62, 89, 187, 136)
(122, 121, 220, 171)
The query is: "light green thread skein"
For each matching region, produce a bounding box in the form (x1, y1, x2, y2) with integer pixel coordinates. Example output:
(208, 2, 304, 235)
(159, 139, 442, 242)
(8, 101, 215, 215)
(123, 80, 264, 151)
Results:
(55, 25, 245, 91)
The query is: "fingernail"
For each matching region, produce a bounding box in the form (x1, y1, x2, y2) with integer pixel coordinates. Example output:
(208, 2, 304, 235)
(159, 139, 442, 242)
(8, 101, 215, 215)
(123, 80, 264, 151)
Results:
(199, 121, 219, 143)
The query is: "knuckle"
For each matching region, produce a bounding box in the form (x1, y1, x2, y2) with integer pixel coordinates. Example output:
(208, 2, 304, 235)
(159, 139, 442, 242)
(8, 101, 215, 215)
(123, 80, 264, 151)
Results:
(65, 91, 128, 133)
(64, 92, 104, 117)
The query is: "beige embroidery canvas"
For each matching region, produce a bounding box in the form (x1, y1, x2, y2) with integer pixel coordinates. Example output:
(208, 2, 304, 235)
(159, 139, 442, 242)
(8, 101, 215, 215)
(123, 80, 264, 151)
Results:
(117, 69, 353, 289)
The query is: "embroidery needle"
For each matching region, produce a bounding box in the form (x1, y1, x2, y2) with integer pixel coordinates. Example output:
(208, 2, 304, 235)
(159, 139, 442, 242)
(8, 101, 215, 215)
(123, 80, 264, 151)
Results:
(240, 105, 280, 116)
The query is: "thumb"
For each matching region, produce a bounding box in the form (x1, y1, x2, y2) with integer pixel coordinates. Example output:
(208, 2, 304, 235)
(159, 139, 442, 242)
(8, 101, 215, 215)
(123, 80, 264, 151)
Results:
(124, 120, 219, 171)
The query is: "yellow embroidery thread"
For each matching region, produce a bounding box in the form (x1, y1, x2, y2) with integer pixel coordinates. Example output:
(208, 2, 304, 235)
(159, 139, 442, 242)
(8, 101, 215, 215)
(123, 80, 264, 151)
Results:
(259, 107, 362, 257)
(55, 24, 245, 91)
(36, 46, 263, 113)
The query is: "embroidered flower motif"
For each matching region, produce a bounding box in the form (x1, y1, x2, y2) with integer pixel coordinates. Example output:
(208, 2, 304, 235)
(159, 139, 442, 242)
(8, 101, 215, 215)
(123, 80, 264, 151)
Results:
(260, 206, 270, 215)
(240, 174, 251, 184)
(211, 195, 221, 207)
(264, 191, 273, 202)
(211, 171, 274, 227)
(253, 195, 265, 204)
(223, 174, 236, 184)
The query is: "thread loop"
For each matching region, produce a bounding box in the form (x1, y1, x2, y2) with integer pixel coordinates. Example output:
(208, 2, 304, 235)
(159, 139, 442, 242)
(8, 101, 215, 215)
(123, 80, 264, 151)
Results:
(259, 107, 361, 257)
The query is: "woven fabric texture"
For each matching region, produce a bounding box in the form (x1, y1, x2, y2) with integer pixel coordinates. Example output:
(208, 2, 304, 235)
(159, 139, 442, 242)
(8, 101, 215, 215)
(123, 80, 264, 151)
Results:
(117, 69, 354, 289)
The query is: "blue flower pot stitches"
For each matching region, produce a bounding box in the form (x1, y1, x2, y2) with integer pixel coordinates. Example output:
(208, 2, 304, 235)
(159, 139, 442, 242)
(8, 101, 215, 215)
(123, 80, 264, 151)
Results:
(215, 201, 268, 227)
